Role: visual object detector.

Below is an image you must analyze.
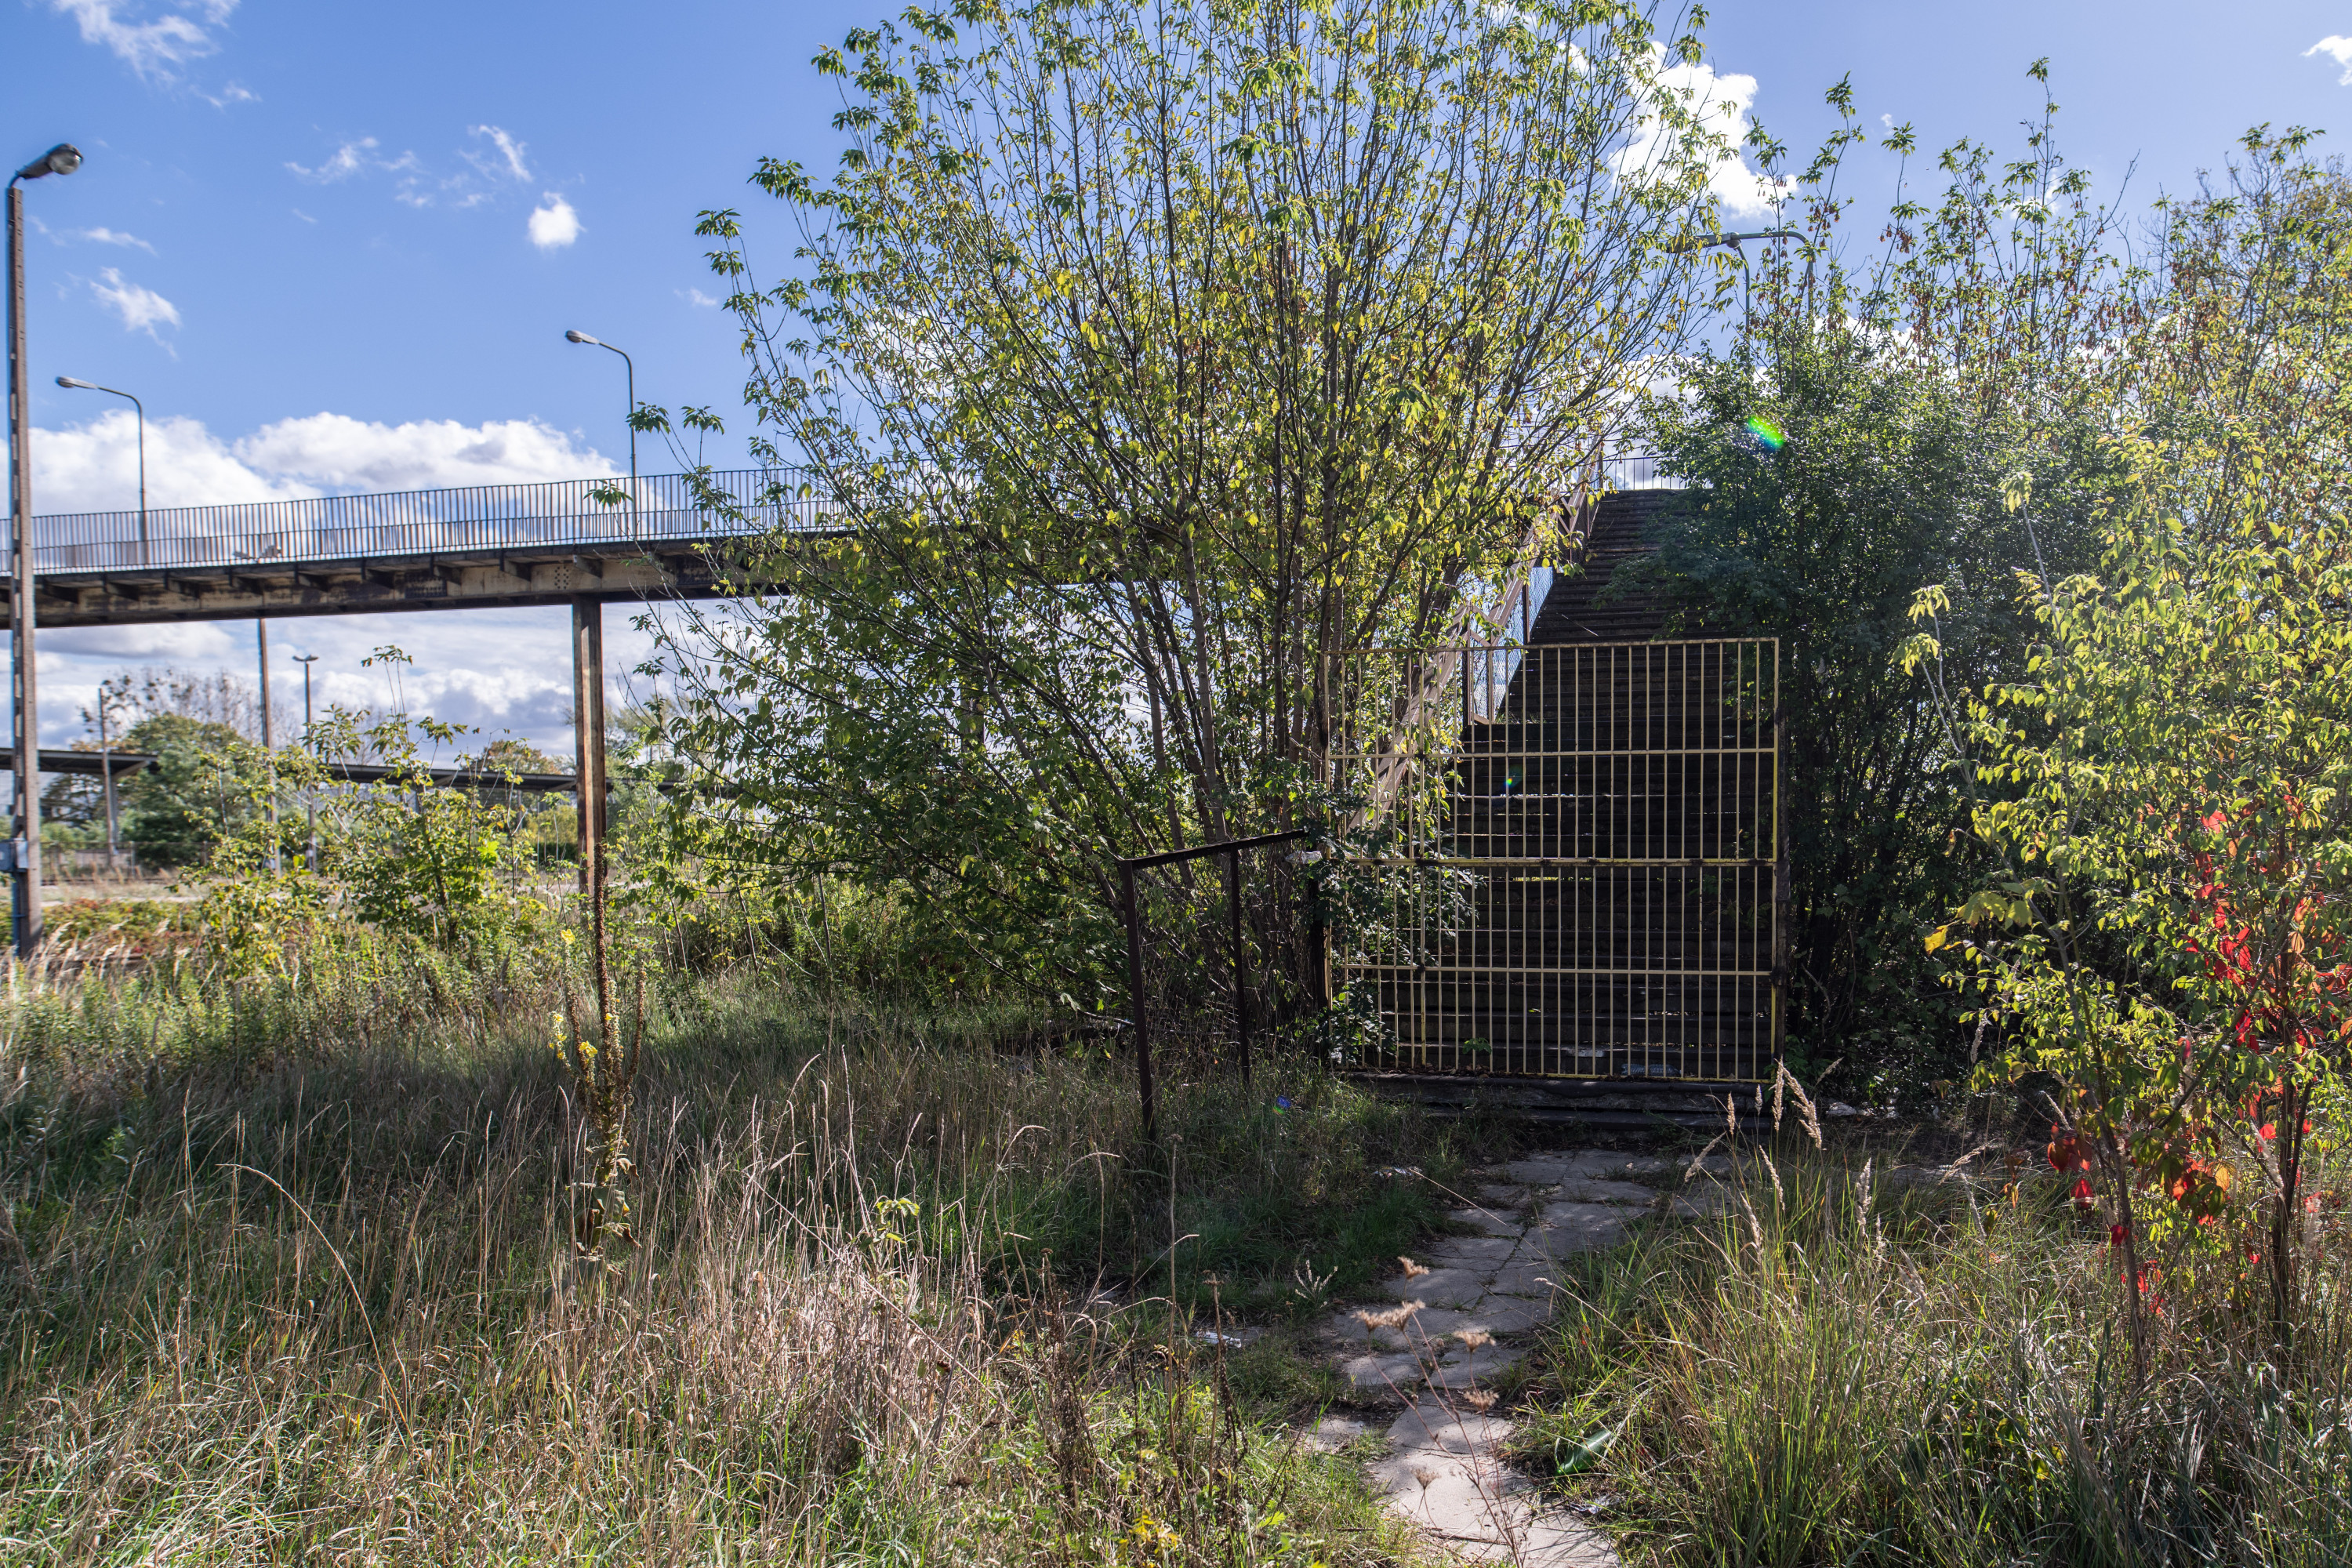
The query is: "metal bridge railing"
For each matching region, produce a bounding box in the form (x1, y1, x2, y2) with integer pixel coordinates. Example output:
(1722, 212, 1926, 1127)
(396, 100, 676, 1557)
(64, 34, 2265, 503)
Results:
(14, 469, 834, 575)
(18, 454, 1682, 579)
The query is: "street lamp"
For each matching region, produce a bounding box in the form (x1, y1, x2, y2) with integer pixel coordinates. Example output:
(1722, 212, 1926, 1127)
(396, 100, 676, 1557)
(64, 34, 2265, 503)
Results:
(1666, 226, 1801, 255)
(54, 377, 146, 565)
(292, 652, 318, 873)
(8, 142, 83, 958)
(564, 328, 639, 528)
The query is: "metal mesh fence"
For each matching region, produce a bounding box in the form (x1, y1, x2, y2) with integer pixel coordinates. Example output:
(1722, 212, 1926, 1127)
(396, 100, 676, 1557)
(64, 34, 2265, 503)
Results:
(1329, 639, 1782, 1083)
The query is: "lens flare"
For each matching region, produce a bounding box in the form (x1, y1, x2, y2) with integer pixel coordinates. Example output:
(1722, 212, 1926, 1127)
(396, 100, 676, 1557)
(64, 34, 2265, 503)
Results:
(1746, 416, 1785, 450)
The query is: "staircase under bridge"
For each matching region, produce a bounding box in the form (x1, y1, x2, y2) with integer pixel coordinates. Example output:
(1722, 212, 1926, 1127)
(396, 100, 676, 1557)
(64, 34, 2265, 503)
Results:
(1334, 486, 1785, 1108)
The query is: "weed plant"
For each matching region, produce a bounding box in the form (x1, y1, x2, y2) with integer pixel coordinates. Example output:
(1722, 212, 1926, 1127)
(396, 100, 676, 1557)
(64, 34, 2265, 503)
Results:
(1519, 1146, 2352, 1566)
(0, 946, 1460, 1563)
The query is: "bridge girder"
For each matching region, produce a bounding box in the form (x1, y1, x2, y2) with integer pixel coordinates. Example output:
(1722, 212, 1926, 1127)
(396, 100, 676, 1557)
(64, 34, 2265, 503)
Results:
(5, 541, 789, 628)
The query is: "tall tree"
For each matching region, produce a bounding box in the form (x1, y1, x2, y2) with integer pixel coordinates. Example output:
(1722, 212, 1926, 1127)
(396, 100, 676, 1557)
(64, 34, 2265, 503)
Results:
(660, 0, 1738, 996)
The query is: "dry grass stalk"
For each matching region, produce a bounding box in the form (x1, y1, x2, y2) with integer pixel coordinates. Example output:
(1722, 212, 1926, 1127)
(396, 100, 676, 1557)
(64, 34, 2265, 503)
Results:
(1355, 1299, 1426, 1330)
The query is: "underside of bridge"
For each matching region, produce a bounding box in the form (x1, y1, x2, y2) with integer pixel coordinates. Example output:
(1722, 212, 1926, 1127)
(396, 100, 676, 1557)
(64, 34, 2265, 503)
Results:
(7, 539, 765, 629)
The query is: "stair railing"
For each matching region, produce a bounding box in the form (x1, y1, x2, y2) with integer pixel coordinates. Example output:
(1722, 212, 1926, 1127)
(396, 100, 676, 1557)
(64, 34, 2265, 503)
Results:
(1351, 445, 1607, 829)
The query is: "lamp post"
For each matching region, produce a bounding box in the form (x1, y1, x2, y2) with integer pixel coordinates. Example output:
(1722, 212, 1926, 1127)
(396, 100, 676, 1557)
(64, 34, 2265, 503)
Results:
(292, 652, 318, 873)
(1667, 227, 1803, 335)
(563, 328, 637, 506)
(8, 142, 82, 959)
(54, 376, 144, 565)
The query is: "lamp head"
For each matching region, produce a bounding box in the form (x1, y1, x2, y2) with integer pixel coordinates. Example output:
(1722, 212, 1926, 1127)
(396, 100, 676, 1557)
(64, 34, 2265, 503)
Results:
(16, 143, 82, 181)
(56, 376, 97, 390)
(564, 329, 599, 346)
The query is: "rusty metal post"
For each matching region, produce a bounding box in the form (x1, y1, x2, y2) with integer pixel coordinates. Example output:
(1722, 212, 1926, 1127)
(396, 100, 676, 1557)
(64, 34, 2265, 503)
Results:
(1228, 844, 1251, 1090)
(1122, 857, 1155, 1142)
(571, 596, 607, 895)
(1769, 639, 1789, 1071)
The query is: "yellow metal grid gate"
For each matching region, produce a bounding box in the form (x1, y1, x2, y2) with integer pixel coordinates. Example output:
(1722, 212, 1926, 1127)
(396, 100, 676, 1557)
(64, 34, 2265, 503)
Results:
(1332, 639, 1784, 1083)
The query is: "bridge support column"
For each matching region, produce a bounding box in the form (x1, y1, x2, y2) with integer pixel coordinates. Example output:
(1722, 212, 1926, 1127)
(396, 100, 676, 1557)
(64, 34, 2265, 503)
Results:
(571, 596, 606, 896)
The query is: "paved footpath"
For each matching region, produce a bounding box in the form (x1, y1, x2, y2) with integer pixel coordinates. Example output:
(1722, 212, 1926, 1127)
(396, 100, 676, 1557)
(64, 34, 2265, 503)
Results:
(1305, 1149, 1737, 1567)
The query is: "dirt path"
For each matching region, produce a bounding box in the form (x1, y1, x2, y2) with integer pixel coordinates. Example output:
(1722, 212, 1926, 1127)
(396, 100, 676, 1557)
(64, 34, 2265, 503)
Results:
(1306, 1149, 1735, 1566)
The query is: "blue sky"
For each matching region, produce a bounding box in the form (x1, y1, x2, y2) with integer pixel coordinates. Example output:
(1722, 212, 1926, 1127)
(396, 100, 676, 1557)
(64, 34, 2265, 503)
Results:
(5, 0, 2350, 754)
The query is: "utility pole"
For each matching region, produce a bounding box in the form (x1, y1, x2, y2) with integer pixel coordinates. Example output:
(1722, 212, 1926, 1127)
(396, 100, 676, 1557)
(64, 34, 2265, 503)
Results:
(7, 143, 84, 958)
(258, 618, 278, 872)
(292, 652, 318, 873)
(96, 681, 119, 877)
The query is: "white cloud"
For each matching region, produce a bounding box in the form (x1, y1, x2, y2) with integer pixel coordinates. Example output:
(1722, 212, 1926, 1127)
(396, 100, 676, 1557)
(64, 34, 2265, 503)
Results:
(34, 408, 616, 515)
(680, 287, 722, 307)
(47, 0, 234, 81)
(2310, 36, 2352, 85)
(34, 409, 310, 512)
(467, 125, 532, 182)
(1617, 49, 1779, 219)
(202, 80, 258, 107)
(286, 136, 381, 183)
(74, 227, 157, 252)
(232, 412, 617, 492)
(528, 194, 582, 249)
(88, 267, 181, 342)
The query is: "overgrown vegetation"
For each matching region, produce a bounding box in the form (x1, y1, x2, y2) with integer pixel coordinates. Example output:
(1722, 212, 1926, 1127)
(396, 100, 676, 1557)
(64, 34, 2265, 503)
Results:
(0, 944, 1461, 1562)
(1519, 1134, 2351, 1566)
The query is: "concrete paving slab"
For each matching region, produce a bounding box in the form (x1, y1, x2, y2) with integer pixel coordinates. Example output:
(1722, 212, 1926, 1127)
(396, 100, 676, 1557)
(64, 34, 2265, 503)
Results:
(1326, 1307, 1414, 1351)
(1425, 1343, 1525, 1389)
(1557, 1151, 1677, 1179)
(1341, 1348, 1428, 1395)
(1461, 1293, 1554, 1335)
(1320, 1148, 1639, 1566)
(1552, 1178, 1662, 1205)
(1422, 1235, 1520, 1271)
(1386, 1395, 1514, 1455)
(1485, 1258, 1562, 1298)
(1377, 1266, 1486, 1307)
(1448, 1205, 1526, 1237)
(1530, 1201, 1637, 1255)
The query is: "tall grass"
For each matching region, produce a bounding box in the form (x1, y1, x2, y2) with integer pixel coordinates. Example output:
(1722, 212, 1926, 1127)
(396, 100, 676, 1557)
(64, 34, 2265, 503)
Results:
(0, 949, 1457, 1563)
(1522, 1149, 2352, 1567)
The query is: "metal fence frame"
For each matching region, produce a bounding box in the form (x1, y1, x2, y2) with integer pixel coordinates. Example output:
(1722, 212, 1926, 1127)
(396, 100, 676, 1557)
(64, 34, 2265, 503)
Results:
(1116, 829, 1308, 1139)
(1330, 638, 1784, 1084)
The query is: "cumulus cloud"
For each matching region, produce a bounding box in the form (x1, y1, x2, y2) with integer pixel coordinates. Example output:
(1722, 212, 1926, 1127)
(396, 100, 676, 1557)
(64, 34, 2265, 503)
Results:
(34, 409, 310, 513)
(34, 408, 617, 514)
(2310, 36, 2352, 85)
(467, 125, 532, 182)
(1617, 49, 1779, 219)
(233, 413, 616, 492)
(88, 268, 181, 343)
(47, 0, 234, 81)
(528, 194, 582, 249)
